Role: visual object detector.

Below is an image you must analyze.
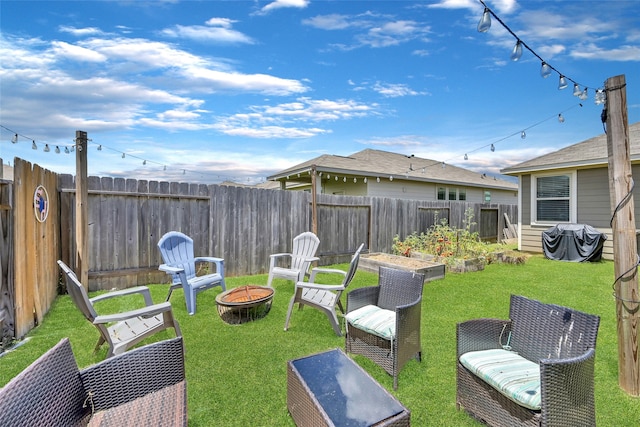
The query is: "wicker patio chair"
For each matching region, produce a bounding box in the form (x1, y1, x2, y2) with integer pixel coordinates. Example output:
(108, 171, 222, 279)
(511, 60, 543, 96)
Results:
(58, 260, 182, 358)
(456, 294, 600, 427)
(0, 337, 186, 427)
(345, 266, 425, 389)
(158, 231, 226, 315)
(267, 231, 320, 287)
(284, 243, 365, 336)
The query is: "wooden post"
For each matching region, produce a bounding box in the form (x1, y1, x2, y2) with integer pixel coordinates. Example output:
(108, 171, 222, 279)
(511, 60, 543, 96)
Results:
(75, 131, 89, 289)
(605, 74, 640, 396)
(311, 165, 318, 236)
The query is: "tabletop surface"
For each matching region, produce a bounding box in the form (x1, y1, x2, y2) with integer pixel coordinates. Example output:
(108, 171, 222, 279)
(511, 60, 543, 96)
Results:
(290, 348, 405, 426)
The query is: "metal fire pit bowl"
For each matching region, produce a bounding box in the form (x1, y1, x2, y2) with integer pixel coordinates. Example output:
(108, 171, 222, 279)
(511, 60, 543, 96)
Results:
(215, 285, 274, 325)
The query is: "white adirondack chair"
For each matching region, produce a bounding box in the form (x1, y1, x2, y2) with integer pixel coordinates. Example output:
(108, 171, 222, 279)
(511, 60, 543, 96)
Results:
(266, 231, 320, 287)
(284, 243, 364, 336)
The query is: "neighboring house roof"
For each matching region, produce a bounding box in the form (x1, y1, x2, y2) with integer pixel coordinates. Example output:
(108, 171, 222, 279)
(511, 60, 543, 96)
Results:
(268, 148, 517, 190)
(502, 121, 640, 175)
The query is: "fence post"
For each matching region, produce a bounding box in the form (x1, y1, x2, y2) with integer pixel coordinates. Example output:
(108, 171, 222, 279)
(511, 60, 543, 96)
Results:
(75, 131, 89, 289)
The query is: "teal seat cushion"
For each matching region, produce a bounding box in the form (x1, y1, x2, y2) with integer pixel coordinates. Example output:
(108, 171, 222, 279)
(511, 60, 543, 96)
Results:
(345, 304, 395, 340)
(459, 348, 541, 410)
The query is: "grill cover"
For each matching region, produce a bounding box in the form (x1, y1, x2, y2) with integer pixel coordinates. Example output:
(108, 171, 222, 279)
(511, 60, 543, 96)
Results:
(542, 224, 607, 262)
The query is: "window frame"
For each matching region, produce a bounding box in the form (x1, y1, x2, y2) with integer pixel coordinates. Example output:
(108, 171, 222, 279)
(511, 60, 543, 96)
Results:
(531, 171, 577, 225)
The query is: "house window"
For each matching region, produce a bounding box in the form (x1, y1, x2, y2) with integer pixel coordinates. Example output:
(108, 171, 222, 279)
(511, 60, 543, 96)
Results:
(484, 191, 491, 202)
(532, 173, 575, 223)
(459, 188, 466, 201)
(437, 187, 446, 200)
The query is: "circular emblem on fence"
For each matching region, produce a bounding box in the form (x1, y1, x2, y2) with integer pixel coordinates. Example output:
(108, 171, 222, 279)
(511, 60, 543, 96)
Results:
(34, 185, 49, 222)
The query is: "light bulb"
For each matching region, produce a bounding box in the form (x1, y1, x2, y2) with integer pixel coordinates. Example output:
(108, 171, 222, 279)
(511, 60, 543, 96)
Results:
(595, 89, 606, 105)
(343, 177, 346, 182)
(521, 131, 526, 139)
(558, 114, 565, 123)
(558, 76, 568, 90)
(477, 8, 491, 32)
(163, 165, 167, 171)
(510, 41, 523, 61)
(353, 177, 356, 183)
(491, 144, 495, 152)
(579, 88, 588, 100)
(573, 83, 581, 97)
(540, 62, 551, 78)
(441, 162, 445, 169)
(143, 160, 147, 165)
(11, 134, 18, 143)
(464, 154, 468, 160)
(44, 144, 50, 152)
(389, 176, 393, 181)
(97, 145, 102, 151)
(376, 177, 380, 183)
(122, 153, 125, 158)
(364, 177, 367, 183)
(55, 146, 60, 153)
(32, 140, 37, 150)
(64, 146, 70, 154)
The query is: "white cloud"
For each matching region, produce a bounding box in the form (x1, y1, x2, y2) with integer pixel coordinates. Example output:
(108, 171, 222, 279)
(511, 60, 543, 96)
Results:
(51, 41, 107, 62)
(161, 18, 255, 44)
(256, 0, 310, 15)
(304, 13, 431, 49)
(58, 26, 104, 37)
(571, 43, 640, 62)
(372, 82, 427, 98)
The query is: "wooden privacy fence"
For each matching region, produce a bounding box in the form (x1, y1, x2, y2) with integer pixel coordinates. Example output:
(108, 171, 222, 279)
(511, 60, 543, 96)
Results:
(56, 175, 516, 290)
(3, 162, 516, 341)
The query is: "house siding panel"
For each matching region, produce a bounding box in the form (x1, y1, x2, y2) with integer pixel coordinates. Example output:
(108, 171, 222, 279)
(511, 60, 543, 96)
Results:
(577, 168, 611, 228)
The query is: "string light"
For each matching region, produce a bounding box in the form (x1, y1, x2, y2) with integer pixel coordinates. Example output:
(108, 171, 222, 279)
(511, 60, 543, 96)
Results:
(11, 134, 18, 143)
(558, 114, 565, 123)
(521, 131, 526, 139)
(55, 146, 60, 154)
(477, 0, 603, 103)
(490, 144, 495, 152)
(44, 144, 50, 152)
(31, 140, 37, 150)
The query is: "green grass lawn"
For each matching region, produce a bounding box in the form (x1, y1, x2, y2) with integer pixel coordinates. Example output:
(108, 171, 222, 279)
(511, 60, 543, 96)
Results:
(2, 255, 639, 426)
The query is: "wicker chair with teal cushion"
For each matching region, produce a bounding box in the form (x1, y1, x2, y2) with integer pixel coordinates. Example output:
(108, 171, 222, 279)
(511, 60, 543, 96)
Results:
(345, 266, 425, 390)
(456, 294, 600, 426)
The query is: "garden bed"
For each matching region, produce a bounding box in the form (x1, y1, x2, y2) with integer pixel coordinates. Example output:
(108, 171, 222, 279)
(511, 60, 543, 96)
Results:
(358, 253, 445, 282)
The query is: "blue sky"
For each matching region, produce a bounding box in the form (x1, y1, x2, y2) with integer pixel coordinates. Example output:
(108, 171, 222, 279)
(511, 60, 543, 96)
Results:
(1, 0, 639, 184)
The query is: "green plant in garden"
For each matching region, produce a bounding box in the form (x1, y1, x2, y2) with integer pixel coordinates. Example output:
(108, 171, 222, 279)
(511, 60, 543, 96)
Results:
(392, 209, 497, 266)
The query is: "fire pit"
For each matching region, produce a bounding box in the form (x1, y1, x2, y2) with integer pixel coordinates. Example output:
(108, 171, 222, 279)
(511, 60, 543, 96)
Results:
(215, 285, 274, 325)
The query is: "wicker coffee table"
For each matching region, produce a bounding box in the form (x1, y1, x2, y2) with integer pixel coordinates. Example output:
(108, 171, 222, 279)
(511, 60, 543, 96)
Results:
(215, 285, 274, 325)
(287, 348, 410, 426)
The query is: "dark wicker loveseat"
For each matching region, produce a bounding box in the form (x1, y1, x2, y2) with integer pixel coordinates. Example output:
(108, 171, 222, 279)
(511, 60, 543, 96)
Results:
(0, 337, 186, 427)
(456, 294, 600, 427)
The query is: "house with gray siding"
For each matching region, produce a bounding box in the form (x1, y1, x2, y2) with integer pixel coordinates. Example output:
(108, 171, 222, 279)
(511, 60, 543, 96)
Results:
(501, 121, 640, 260)
(268, 149, 518, 204)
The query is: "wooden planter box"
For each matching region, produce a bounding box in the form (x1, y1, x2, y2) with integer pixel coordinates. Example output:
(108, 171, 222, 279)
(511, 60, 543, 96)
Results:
(358, 253, 445, 282)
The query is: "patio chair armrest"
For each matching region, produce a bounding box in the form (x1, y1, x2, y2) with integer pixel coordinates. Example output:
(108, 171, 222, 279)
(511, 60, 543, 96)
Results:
(309, 267, 347, 282)
(269, 252, 291, 259)
(194, 256, 224, 264)
(346, 286, 380, 313)
(295, 281, 345, 291)
(93, 302, 173, 324)
(456, 318, 511, 357)
(90, 286, 153, 306)
(539, 348, 596, 424)
(396, 296, 422, 334)
(159, 264, 185, 274)
(79, 337, 185, 412)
